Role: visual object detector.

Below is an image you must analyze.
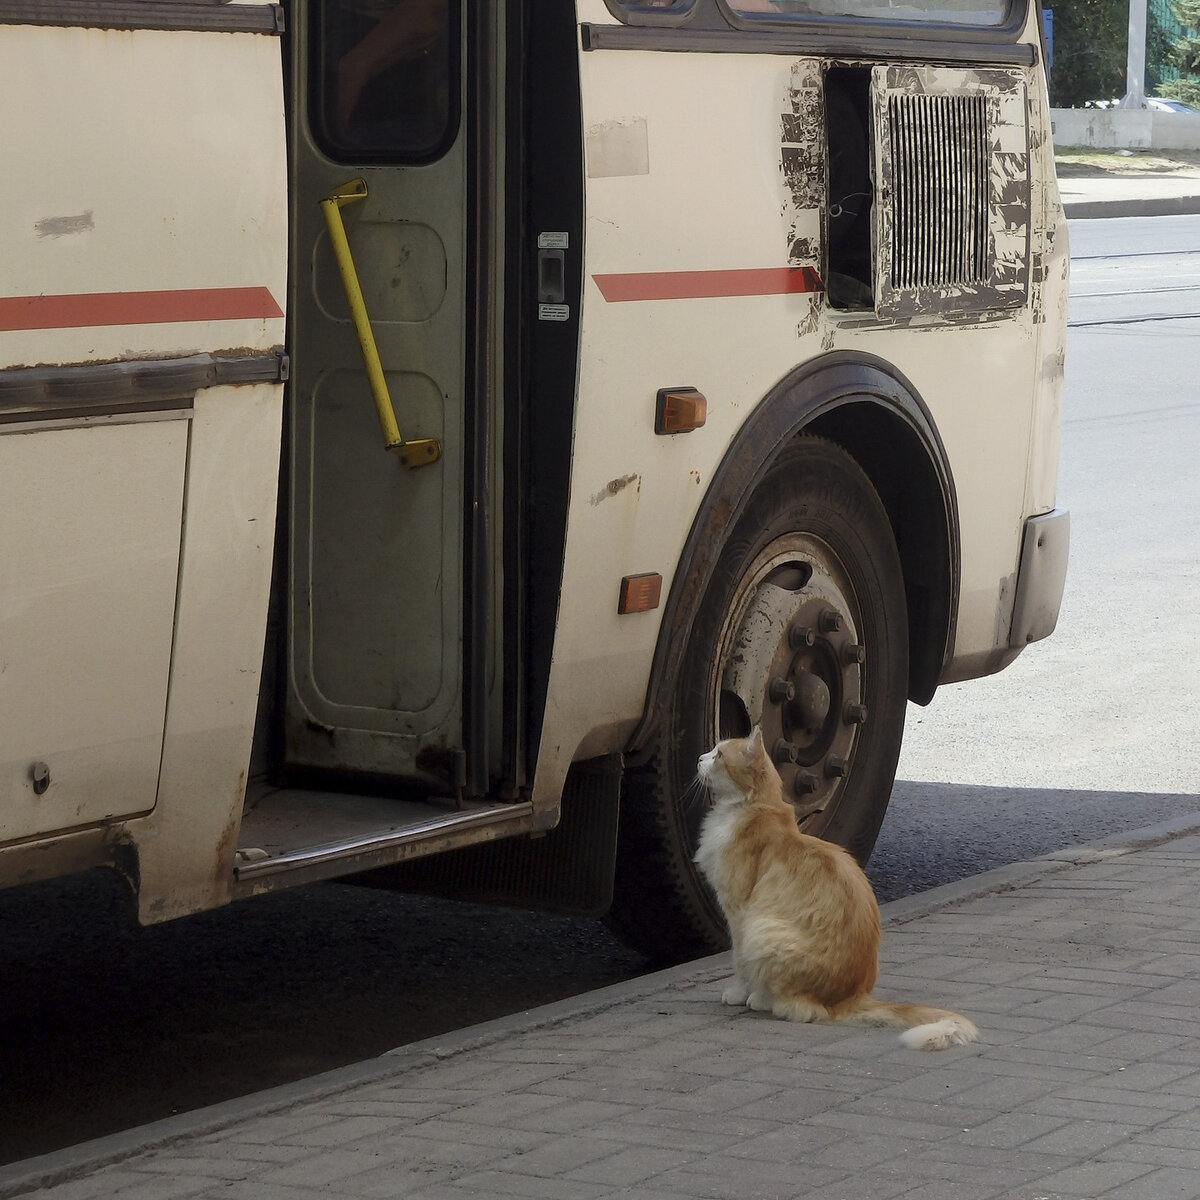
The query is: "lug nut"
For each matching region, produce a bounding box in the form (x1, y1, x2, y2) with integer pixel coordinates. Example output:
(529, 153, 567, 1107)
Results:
(842, 642, 865, 665)
(825, 755, 849, 779)
(788, 623, 816, 650)
(773, 739, 800, 765)
(794, 772, 819, 796)
(769, 677, 795, 704)
(843, 702, 868, 725)
(819, 609, 843, 634)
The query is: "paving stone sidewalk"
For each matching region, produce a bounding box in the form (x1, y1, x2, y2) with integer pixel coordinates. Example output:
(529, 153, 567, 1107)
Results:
(7, 814, 1200, 1200)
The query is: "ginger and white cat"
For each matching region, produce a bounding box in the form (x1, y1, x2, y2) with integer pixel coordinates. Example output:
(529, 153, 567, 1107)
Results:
(694, 729, 977, 1051)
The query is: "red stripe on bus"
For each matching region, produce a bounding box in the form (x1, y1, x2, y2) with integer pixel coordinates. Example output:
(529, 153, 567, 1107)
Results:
(592, 266, 823, 303)
(0, 287, 284, 332)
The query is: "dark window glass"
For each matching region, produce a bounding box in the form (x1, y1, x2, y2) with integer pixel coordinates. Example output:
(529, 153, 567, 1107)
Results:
(724, 0, 1010, 26)
(608, 1, 695, 12)
(311, 0, 457, 163)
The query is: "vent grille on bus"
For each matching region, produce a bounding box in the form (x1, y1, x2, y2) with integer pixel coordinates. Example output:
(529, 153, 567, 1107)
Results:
(887, 93, 989, 291)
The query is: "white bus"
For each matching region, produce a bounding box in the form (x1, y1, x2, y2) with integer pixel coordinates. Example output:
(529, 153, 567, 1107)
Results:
(0, 0, 1068, 958)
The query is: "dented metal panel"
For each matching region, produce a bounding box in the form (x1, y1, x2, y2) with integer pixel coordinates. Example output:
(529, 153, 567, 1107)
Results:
(873, 65, 1030, 319)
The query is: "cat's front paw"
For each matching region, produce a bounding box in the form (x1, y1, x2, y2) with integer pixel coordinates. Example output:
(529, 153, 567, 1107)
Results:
(747, 990, 775, 1013)
(721, 982, 750, 1007)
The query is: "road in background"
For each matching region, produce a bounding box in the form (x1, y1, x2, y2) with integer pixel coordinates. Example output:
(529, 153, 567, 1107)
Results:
(876, 213, 1200, 895)
(895, 214, 1200, 795)
(2, 216, 1198, 1168)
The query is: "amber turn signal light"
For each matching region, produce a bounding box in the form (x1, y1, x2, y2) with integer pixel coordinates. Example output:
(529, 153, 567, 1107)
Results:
(655, 387, 707, 435)
(618, 572, 663, 614)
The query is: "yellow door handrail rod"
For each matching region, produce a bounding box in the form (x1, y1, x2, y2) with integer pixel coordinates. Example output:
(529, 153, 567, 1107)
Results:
(319, 178, 441, 469)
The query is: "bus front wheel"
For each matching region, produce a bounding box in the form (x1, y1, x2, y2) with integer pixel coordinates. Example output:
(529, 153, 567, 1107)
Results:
(610, 436, 910, 961)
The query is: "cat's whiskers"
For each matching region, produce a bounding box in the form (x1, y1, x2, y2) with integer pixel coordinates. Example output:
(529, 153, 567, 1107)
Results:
(681, 773, 711, 815)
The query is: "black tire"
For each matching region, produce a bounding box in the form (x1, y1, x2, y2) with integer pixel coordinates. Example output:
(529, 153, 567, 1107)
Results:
(610, 436, 909, 961)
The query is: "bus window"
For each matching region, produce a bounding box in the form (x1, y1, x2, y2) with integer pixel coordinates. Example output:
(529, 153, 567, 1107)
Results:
(726, 0, 1012, 24)
(607, 1, 695, 12)
(603, 0, 698, 23)
(310, 0, 457, 162)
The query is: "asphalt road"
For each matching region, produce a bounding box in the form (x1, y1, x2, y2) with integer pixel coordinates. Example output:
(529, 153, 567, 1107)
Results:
(879, 214, 1200, 910)
(896, 214, 1200, 799)
(2, 215, 1198, 1168)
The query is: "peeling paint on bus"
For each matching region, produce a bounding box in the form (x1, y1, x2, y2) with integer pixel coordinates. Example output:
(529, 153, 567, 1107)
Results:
(592, 473, 641, 506)
(35, 211, 94, 239)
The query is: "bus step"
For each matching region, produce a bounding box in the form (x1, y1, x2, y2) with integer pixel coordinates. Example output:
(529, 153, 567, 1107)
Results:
(231, 787, 537, 893)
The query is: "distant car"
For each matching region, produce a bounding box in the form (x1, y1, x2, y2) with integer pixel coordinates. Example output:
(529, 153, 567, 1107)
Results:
(1147, 98, 1199, 115)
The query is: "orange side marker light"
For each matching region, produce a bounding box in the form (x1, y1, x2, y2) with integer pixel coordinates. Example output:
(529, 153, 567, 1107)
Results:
(655, 387, 707, 435)
(619, 572, 663, 615)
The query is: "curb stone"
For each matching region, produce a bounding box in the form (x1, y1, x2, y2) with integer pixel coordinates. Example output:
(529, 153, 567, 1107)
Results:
(1063, 193, 1200, 219)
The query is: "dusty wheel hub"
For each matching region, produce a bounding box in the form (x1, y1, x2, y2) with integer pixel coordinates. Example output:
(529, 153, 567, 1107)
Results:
(720, 557, 865, 823)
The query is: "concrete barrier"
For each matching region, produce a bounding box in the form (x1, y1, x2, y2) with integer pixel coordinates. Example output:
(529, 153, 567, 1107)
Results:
(1153, 111, 1200, 151)
(1051, 107, 1200, 151)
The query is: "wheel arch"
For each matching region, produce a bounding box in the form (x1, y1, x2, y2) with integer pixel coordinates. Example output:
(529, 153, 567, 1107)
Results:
(628, 352, 959, 754)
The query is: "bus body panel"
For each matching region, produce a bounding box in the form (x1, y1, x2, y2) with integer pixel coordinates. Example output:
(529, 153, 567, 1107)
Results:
(0, 420, 184, 841)
(0, 21, 287, 909)
(533, 4, 1065, 804)
(139, 381, 283, 922)
(0, 24, 287, 367)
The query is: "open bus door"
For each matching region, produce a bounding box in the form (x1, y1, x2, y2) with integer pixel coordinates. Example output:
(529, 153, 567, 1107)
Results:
(283, 0, 479, 792)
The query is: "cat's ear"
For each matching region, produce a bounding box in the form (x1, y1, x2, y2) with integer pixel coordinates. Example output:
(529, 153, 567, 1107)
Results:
(747, 725, 763, 755)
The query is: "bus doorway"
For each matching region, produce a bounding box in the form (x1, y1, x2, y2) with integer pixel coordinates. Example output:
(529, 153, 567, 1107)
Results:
(234, 1, 589, 898)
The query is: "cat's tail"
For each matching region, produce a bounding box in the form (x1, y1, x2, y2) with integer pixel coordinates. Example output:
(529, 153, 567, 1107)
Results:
(839, 996, 978, 1051)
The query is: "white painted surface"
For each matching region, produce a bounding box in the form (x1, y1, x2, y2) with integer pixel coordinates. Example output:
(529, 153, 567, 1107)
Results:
(0, 25, 287, 369)
(140, 384, 284, 921)
(0, 420, 186, 841)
